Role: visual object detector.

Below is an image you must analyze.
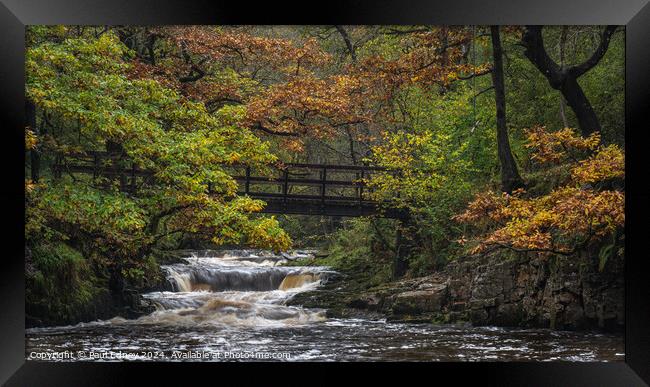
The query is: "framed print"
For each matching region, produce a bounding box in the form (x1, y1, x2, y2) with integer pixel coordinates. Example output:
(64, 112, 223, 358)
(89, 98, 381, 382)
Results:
(1, 0, 649, 385)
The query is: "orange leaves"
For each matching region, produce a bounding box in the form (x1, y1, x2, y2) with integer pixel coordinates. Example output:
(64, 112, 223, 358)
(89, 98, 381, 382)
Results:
(452, 190, 512, 225)
(571, 145, 624, 184)
(456, 126, 624, 256)
(525, 126, 624, 185)
(456, 187, 625, 255)
(129, 27, 334, 109)
(543, 187, 624, 237)
(483, 226, 552, 254)
(525, 125, 600, 164)
(356, 27, 481, 92)
(160, 26, 330, 71)
(126, 59, 181, 90)
(242, 27, 486, 145)
(283, 138, 305, 153)
(245, 74, 365, 139)
(136, 26, 492, 153)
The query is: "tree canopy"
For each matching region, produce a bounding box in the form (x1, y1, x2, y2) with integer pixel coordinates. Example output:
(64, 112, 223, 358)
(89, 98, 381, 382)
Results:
(25, 24, 625, 281)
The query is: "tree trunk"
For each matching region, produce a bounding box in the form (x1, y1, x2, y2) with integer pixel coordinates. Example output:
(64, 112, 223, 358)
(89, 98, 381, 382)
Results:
(26, 99, 40, 182)
(559, 75, 601, 137)
(490, 26, 523, 193)
(335, 25, 357, 62)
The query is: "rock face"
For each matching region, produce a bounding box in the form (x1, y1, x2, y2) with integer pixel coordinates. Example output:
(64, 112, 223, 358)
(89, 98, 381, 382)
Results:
(321, 249, 624, 332)
(444, 250, 624, 331)
(392, 286, 448, 315)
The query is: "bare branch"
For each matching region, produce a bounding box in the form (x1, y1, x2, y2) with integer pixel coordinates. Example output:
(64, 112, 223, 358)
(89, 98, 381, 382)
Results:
(252, 122, 299, 137)
(334, 25, 357, 62)
(456, 68, 493, 81)
(473, 85, 495, 98)
(569, 26, 618, 78)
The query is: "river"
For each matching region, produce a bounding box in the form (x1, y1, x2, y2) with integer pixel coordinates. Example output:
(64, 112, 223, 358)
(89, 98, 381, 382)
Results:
(25, 250, 624, 362)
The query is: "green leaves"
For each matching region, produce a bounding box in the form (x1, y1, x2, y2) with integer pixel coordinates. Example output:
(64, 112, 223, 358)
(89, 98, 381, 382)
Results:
(365, 86, 477, 211)
(26, 26, 292, 259)
(27, 183, 147, 249)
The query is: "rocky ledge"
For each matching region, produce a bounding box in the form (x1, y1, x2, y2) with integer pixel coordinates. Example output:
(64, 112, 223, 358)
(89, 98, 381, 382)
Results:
(287, 249, 624, 332)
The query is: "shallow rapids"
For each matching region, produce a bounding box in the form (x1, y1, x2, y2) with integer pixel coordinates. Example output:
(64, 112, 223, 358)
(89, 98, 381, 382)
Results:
(25, 250, 624, 362)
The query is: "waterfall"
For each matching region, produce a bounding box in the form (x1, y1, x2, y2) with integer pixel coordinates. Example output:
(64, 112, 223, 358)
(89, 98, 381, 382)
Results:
(279, 273, 321, 290)
(140, 250, 331, 327)
(164, 267, 193, 292)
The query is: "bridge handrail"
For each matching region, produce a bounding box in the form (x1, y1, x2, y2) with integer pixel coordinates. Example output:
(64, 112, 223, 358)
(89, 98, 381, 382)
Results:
(51, 151, 407, 218)
(54, 151, 397, 174)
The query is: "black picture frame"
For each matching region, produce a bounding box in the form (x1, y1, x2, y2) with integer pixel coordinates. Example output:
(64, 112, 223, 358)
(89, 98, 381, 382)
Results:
(1, 0, 649, 385)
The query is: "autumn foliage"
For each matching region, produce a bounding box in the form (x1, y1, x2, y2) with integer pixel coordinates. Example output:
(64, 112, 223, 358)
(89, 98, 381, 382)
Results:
(129, 26, 489, 153)
(25, 25, 625, 271)
(454, 126, 624, 256)
(25, 27, 292, 259)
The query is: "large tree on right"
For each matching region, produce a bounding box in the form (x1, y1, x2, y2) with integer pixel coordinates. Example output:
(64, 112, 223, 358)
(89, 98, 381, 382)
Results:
(521, 26, 618, 137)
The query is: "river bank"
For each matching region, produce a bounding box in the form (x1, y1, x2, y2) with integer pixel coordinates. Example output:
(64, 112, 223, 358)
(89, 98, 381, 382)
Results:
(286, 248, 624, 333)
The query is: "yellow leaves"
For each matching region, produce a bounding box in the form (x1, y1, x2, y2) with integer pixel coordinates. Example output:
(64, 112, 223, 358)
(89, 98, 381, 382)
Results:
(115, 115, 128, 126)
(370, 130, 432, 170)
(524, 126, 624, 186)
(228, 152, 241, 163)
(365, 126, 472, 213)
(26, 182, 148, 252)
(25, 179, 42, 196)
(456, 127, 625, 256)
(26, 26, 297, 258)
(236, 197, 265, 213)
(214, 105, 246, 126)
(571, 145, 624, 184)
(25, 128, 38, 150)
(246, 217, 292, 252)
(525, 126, 600, 164)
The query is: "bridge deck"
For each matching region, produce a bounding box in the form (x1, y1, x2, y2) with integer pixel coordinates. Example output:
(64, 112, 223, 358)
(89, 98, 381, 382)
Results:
(52, 151, 408, 219)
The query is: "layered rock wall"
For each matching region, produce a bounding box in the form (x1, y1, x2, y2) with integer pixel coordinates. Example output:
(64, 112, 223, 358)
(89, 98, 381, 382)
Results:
(342, 250, 624, 331)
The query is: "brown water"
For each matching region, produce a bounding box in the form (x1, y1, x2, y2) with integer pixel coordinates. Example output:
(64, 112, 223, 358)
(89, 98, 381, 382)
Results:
(25, 250, 624, 362)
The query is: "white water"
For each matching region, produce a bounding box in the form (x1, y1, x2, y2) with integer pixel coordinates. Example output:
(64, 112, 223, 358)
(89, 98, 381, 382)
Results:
(136, 250, 332, 328)
(40, 250, 332, 330)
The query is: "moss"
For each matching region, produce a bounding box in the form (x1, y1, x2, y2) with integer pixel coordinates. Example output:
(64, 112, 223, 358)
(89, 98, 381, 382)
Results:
(124, 254, 164, 291)
(26, 242, 103, 325)
(285, 218, 393, 282)
(430, 313, 449, 324)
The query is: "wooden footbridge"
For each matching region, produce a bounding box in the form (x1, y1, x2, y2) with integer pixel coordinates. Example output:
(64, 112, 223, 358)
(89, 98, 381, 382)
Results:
(53, 151, 409, 219)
